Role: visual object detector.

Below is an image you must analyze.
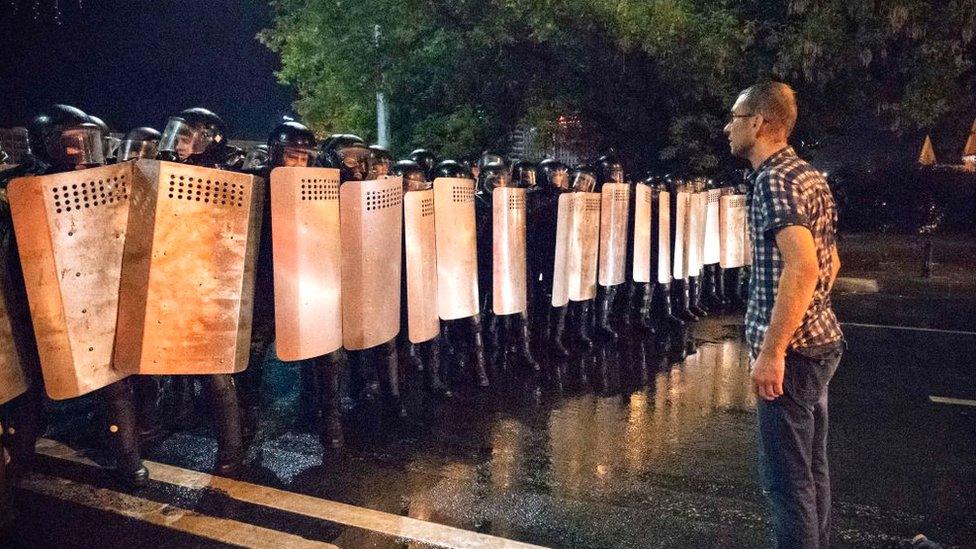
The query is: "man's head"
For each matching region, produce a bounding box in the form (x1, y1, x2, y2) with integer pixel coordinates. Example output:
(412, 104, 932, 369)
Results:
(724, 81, 797, 160)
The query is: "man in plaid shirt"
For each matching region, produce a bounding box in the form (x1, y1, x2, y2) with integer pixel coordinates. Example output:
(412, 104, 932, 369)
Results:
(724, 81, 843, 549)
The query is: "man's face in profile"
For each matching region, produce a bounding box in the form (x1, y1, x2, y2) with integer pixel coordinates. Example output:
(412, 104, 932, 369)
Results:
(724, 94, 760, 159)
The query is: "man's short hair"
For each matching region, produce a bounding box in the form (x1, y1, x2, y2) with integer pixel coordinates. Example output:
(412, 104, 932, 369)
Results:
(740, 81, 797, 138)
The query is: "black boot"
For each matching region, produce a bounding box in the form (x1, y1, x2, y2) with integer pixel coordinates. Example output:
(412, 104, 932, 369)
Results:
(701, 264, 722, 313)
(402, 343, 424, 374)
(671, 279, 699, 322)
(548, 305, 571, 360)
(689, 275, 708, 317)
(467, 316, 491, 387)
(376, 342, 406, 418)
(134, 377, 166, 449)
(100, 379, 149, 487)
(713, 266, 730, 313)
(510, 313, 540, 373)
(736, 266, 751, 308)
(203, 375, 244, 477)
(594, 286, 620, 341)
(1, 388, 43, 476)
(573, 300, 595, 351)
(636, 282, 657, 334)
(424, 339, 453, 398)
(313, 353, 344, 450)
(238, 348, 266, 443)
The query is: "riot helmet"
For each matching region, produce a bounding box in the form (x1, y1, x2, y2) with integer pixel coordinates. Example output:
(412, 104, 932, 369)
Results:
(267, 121, 316, 168)
(478, 151, 507, 171)
(157, 108, 227, 163)
(392, 159, 429, 192)
(569, 164, 597, 193)
(478, 160, 512, 192)
(432, 159, 469, 179)
(408, 149, 437, 179)
(87, 115, 120, 161)
(29, 105, 107, 171)
(510, 160, 536, 189)
(536, 158, 570, 191)
(595, 153, 625, 185)
(243, 144, 270, 171)
(318, 134, 370, 182)
(118, 127, 162, 162)
(369, 145, 393, 178)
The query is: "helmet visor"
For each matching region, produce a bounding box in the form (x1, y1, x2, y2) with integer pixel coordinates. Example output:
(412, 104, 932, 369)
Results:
(368, 157, 391, 179)
(281, 146, 315, 168)
(570, 172, 596, 193)
(515, 170, 536, 188)
(550, 169, 570, 190)
(336, 145, 371, 181)
(118, 138, 158, 162)
(55, 126, 105, 166)
(158, 117, 213, 160)
(482, 171, 512, 190)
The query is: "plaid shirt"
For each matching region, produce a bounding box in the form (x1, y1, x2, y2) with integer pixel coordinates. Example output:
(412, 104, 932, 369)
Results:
(745, 146, 842, 357)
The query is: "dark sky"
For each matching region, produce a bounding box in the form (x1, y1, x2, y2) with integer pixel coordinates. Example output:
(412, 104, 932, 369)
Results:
(0, 0, 295, 139)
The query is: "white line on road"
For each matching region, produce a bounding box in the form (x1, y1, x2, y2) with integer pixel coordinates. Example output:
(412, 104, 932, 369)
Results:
(929, 396, 976, 407)
(20, 471, 337, 548)
(35, 438, 548, 549)
(841, 322, 976, 336)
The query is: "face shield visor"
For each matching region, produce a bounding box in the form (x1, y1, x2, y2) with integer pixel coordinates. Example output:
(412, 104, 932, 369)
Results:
(548, 168, 570, 190)
(50, 125, 105, 167)
(514, 169, 536, 189)
(368, 157, 391, 179)
(118, 138, 159, 162)
(103, 135, 121, 159)
(334, 144, 371, 181)
(280, 146, 316, 168)
(570, 171, 596, 193)
(480, 170, 512, 191)
(158, 117, 217, 161)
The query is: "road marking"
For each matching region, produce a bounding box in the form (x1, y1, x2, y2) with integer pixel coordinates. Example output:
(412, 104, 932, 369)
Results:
(20, 471, 337, 548)
(929, 396, 976, 407)
(841, 322, 976, 336)
(36, 438, 548, 549)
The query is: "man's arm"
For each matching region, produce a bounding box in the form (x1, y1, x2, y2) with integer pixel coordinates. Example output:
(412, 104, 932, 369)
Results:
(751, 225, 821, 400)
(827, 244, 841, 293)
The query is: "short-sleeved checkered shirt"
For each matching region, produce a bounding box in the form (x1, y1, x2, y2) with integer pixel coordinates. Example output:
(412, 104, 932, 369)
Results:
(744, 146, 842, 358)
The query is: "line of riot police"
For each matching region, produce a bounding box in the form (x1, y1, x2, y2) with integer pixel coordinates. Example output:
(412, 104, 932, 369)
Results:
(0, 107, 752, 525)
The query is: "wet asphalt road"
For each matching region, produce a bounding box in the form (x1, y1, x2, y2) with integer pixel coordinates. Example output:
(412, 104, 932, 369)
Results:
(5, 308, 976, 548)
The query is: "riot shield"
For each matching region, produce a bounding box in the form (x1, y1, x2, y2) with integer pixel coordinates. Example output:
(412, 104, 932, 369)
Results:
(632, 184, 652, 283)
(7, 164, 131, 399)
(0, 284, 27, 406)
(114, 160, 263, 375)
(432, 177, 479, 320)
(598, 183, 630, 287)
(550, 193, 573, 307)
(719, 193, 748, 268)
(339, 176, 402, 350)
(269, 167, 342, 361)
(404, 189, 440, 344)
(492, 187, 527, 316)
(657, 191, 672, 284)
(703, 188, 721, 266)
(687, 192, 707, 276)
(569, 192, 601, 301)
(672, 191, 690, 280)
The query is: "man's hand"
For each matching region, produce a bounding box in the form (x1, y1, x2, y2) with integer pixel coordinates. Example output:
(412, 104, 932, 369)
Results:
(751, 350, 785, 401)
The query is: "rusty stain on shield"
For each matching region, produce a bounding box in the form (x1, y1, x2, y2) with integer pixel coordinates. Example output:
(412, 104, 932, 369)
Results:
(432, 177, 479, 320)
(720, 193, 748, 268)
(598, 183, 630, 287)
(340, 177, 402, 350)
(404, 189, 440, 343)
(632, 185, 652, 283)
(270, 167, 342, 361)
(569, 192, 600, 301)
(703, 189, 721, 265)
(7, 164, 132, 399)
(114, 160, 263, 375)
(550, 193, 573, 307)
(657, 191, 672, 284)
(492, 187, 527, 315)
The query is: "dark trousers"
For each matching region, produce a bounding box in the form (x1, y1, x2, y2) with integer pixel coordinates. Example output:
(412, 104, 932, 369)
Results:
(757, 341, 843, 549)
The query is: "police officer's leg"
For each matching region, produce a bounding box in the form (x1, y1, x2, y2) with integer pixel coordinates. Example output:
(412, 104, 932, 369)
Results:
(201, 374, 244, 476)
(99, 378, 149, 486)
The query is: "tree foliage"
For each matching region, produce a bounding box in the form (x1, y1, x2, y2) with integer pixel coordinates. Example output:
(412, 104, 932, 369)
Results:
(261, 0, 976, 173)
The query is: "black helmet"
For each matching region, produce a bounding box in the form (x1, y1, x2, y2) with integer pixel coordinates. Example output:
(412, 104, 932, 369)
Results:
(569, 164, 597, 193)
(158, 107, 228, 163)
(267, 120, 316, 168)
(118, 127, 162, 162)
(408, 149, 437, 179)
(510, 160, 536, 189)
(432, 159, 469, 179)
(318, 134, 370, 182)
(369, 145, 393, 179)
(28, 104, 105, 170)
(478, 160, 511, 193)
(595, 153, 625, 188)
(478, 151, 507, 171)
(536, 158, 570, 191)
(86, 114, 119, 160)
(391, 159, 428, 192)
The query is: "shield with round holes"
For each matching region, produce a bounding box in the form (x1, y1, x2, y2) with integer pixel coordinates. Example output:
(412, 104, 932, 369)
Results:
(339, 176, 403, 350)
(686, 191, 707, 277)
(720, 192, 748, 268)
(632, 184, 652, 283)
(656, 190, 672, 284)
(404, 188, 439, 343)
(432, 177, 479, 320)
(492, 187, 527, 315)
(569, 192, 601, 301)
(113, 160, 263, 375)
(550, 193, 573, 307)
(269, 166, 342, 361)
(703, 188, 721, 266)
(672, 190, 690, 280)
(598, 183, 629, 287)
(7, 163, 132, 399)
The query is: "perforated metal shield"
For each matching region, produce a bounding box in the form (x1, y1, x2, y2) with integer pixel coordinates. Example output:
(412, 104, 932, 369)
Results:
(7, 164, 131, 399)
(720, 194, 748, 268)
(492, 187, 527, 315)
(339, 177, 402, 350)
(703, 189, 721, 265)
(569, 192, 601, 301)
(269, 167, 342, 361)
(657, 191, 671, 284)
(598, 183, 629, 287)
(550, 193, 573, 307)
(404, 189, 440, 343)
(114, 160, 263, 375)
(0, 279, 27, 405)
(433, 177, 479, 320)
(672, 191, 689, 280)
(632, 185, 652, 283)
